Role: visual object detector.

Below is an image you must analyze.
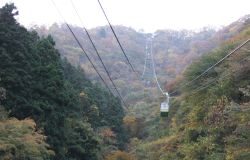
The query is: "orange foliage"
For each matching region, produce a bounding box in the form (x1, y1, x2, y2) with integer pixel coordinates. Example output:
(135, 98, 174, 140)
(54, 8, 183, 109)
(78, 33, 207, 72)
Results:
(105, 150, 136, 160)
(165, 145, 175, 152)
(102, 128, 116, 144)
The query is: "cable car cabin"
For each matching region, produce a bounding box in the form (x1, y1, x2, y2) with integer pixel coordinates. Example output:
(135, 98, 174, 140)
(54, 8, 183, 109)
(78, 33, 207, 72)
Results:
(161, 102, 169, 117)
(161, 92, 169, 117)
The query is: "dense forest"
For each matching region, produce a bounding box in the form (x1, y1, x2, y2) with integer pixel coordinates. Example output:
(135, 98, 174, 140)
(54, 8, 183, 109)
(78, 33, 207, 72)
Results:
(1, 2, 250, 160)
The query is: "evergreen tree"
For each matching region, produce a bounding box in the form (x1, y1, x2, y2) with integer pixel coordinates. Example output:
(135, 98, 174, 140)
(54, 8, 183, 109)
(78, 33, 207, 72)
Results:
(65, 118, 100, 160)
(106, 96, 127, 150)
(0, 3, 36, 119)
(0, 3, 70, 159)
(61, 57, 127, 149)
(99, 28, 106, 38)
(35, 35, 70, 159)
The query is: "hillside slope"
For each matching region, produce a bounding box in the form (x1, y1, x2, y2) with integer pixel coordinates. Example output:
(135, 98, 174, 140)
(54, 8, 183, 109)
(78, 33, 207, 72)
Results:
(31, 14, 250, 159)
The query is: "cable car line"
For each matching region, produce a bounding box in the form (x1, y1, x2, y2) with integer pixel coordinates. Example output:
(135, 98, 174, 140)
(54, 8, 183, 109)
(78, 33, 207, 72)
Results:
(141, 39, 150, 79)
(187, 59, 250, 96)
(151, 39, 165, 95)
(143, 35, 165, 95)
(69, 0, 129, 110)
(141, 44, 147, 79)
(52, 0, 129, 109)
(185, 54, 250, 96)
(142, 35, 169, 117)
(169, 39, 250, 96)
(97, 0, 140, 78)
(53, 0, 250, 118)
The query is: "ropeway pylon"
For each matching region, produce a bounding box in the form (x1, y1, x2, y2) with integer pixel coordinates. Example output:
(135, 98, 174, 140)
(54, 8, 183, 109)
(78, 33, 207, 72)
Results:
(141, 33, 154, 87)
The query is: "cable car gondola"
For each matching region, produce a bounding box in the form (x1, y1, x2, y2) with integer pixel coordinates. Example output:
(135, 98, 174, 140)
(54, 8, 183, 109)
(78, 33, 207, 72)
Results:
(161, 92, 169, 117)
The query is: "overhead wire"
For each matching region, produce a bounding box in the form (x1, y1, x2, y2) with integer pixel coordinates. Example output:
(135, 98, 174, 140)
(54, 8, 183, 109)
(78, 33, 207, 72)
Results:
(185, 54, 250, 96)
(52, 0, 128, 108)
(138, 39, 148, 107)
(97, 0, 140, 77)
(150, 39, 165, 95)
(169, 39, 250, 96)
(190, 50, 250, 93)
(141, 40, 147, 79)
(55, 0, 250, 111)
(69, 0, 129, 110)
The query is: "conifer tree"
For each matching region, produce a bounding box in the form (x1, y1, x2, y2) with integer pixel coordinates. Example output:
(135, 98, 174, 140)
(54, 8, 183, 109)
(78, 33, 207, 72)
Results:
(0, 3, 70, 159)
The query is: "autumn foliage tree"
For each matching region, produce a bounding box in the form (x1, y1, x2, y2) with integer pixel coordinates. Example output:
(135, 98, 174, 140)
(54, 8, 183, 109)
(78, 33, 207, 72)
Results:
(124, 117, 147, 139)
(0, 118, 55, 160)
(105, 150, 136, 160)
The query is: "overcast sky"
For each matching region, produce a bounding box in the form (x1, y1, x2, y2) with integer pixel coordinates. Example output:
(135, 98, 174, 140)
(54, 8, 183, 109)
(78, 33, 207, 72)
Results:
(1, 0, 250, 33)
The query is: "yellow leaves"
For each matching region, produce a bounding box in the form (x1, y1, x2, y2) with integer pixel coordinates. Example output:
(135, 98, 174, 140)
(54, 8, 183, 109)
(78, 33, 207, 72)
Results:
(226, 147, 250, 160)
(88, 104, 99, 116)
(168, 52, 178, 61)
(0, 117, 55, 159)
(79, 92, 88, 101)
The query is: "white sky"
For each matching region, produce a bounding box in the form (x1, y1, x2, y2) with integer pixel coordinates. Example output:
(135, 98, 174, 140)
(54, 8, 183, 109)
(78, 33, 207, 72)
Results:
(1, 0, 250, 33)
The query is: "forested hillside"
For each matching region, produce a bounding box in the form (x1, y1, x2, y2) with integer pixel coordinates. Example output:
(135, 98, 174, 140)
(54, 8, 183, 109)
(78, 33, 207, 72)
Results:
(0, 3, 126, 159)
(1, 2, 250, 160)
(32, 14, 249, 100)
(132, 25, 250, 159)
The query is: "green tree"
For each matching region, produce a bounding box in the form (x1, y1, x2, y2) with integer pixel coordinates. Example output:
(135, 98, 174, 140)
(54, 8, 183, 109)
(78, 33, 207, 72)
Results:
(61, 57, 127, 150)
(34, 35, 70, 159)
(99, 28, 106, 38)
(65, 118, 100, 160)
(0, 3, 70, 159)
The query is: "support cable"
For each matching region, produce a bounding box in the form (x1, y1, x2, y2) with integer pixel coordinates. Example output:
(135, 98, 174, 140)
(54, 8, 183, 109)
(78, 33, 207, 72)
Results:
(141, 41, 147, 79)
(97, 0, 140, 77)
(52, 0, 128, 108)
(185, 54, 250, 96)
(150, 40, 165, 95)
(169, 39, 250, 96)
(69, 0, 129, 109)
